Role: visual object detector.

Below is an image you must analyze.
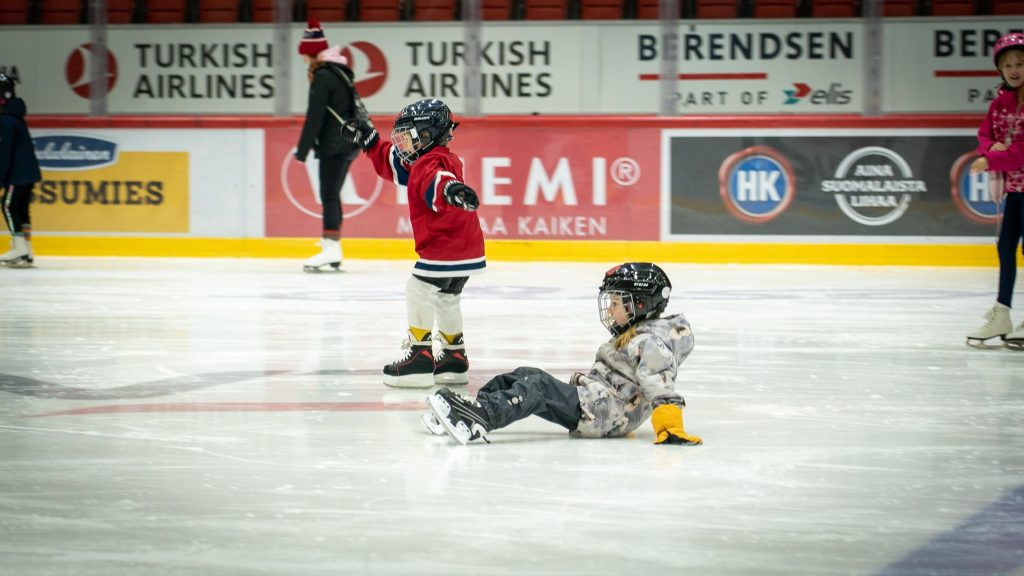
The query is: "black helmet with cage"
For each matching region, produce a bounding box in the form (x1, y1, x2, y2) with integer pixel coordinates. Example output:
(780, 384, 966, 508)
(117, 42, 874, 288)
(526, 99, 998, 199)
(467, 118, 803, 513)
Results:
(390, 98, 457, 164)
(598, 262, 672, 336)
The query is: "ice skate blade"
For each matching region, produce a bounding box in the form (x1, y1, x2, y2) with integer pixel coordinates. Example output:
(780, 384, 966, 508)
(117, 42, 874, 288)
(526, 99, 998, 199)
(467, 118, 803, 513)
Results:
(966, 338, 1006, 350)
(420, 410, 446, 435)
(1004, 340, 1024, 351)
(427, 394, 470, 445)
(434, 371, 469, 385)
(0, 259, 34, 269)
(302, 263, 342, 273)
(383, 373, 435, 389)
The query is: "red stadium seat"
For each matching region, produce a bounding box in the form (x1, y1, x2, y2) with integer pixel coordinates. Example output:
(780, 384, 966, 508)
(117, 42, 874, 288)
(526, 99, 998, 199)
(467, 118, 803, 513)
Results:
(882, 0, 916, 16)
(146, 0, 188, 22)
(482, 0, 513, 19)
(307, 0, 348, 21)
(250, 0, 273, 21)
(753, 0, 797, 17)
(411, 0, 455, 20)
(198, 0, 239, 22)
(41, 0, 84, 23)
(991, 0, 1024, 13)
(634, 0, 658, 17)
(106, 0, 136, 22)
(522, 0, 568, 19)
(685, 0, 738, 18)
(0, 0, 31, 24)
(580, 0, 624, 19)
(358, 0, 401, 20)
(929, 0, 975, 15)
(810, 0, 857, 16)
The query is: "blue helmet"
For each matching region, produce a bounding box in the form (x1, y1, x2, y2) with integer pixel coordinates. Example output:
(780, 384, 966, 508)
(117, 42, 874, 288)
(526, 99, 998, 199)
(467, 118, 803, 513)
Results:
(390, 99, 456, 164)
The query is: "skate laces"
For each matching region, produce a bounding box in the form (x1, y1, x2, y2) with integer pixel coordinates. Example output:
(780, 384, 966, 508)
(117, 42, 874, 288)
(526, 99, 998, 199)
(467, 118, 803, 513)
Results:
(394, 337, 415, 362)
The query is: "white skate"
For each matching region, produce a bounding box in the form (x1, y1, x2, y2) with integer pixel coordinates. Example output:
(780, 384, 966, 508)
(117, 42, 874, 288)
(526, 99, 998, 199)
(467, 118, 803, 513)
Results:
(1004, 321, 1024, 351)
(302, 238, 342, 273)
(966, 302, 1012, 349)
(0, 236, 33, 268)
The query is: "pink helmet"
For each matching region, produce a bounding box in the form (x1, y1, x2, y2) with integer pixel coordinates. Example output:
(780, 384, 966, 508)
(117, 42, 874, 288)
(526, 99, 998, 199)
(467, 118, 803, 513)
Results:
(993, 32, 1024, 67)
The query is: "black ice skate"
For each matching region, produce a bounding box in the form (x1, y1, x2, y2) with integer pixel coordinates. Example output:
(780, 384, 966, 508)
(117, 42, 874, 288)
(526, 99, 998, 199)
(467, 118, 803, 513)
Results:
(383, 334, 435, 388)
(433, 335, 469, 385)
(427, 388, 491, 445)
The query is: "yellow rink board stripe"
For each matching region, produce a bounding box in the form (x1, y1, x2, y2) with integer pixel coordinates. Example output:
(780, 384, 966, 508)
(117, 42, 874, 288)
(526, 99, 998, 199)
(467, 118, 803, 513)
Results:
(29, 236, 1002, 267)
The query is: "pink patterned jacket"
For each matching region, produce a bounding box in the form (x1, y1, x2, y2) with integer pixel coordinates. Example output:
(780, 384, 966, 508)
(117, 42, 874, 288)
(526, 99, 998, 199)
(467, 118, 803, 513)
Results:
(977, 86, 1024, 193)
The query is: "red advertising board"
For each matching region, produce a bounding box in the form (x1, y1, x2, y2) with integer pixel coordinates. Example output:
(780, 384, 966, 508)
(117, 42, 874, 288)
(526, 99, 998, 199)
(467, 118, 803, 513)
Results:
(264, 124, 661, 241)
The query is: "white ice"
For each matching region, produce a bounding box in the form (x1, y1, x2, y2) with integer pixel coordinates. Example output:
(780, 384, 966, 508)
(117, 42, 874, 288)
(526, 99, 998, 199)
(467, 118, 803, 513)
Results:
(0, 258, 1022, 576)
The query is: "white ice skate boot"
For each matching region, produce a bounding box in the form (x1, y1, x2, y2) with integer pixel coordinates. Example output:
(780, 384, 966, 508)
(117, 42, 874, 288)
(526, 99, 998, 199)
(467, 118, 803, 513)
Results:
(302, 238, 342, 273)
(966, 302, 1012, 349)
(1004, 320, 1024, 351)
(0, 236, 32, 267)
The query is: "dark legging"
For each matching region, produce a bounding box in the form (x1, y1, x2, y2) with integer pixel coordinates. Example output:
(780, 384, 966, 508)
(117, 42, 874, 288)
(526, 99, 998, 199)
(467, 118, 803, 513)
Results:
(1, 184, 32, 236)
(997, 193, 1024, 307)
(319, 149, 360, 237)
(476, 367, 582, 432)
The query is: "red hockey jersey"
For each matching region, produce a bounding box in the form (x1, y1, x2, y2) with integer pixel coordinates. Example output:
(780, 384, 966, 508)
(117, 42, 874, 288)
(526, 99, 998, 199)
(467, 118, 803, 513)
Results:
(365, 139, 486, 278)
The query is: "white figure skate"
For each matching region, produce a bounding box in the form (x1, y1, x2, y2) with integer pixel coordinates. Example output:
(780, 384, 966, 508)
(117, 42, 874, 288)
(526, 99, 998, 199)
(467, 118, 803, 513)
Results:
(966, 302, 1012, 349)
(0, 236, 33, 268)
(302, 238, 342, 273)
(1004, 321, 1024, 351)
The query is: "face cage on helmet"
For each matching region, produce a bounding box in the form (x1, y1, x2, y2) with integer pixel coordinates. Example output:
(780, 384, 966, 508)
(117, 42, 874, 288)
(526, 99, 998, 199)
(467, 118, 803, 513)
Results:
(390, 124, 425, 164)
(598, 290, 636, 335)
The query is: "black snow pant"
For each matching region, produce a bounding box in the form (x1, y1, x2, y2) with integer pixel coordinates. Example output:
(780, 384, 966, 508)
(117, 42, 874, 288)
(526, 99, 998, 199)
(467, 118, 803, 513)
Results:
(476, 367, 582, 432)
(997, 193, 1024, 307)
(319, 149, 360, 235)
(1, 183, 32, 235)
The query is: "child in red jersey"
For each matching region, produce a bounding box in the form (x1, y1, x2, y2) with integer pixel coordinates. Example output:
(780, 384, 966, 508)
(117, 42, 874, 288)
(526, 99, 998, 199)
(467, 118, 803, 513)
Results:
(353, 99, 485, 387)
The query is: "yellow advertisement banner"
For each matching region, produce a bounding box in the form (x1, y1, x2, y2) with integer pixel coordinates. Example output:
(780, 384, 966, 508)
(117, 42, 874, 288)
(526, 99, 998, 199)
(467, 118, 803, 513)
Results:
(32, 152, 190, 233)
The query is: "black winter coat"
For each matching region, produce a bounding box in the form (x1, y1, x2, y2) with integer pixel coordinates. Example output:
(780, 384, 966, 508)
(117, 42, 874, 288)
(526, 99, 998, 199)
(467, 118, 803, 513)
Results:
(0, 98, 42, 186)
(296, 63, 360, 161)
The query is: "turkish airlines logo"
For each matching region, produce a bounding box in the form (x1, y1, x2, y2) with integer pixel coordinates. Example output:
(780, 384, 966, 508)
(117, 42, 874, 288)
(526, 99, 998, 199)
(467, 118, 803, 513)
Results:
(66, 44, 118, 99)
(280, 149, 383, 220)
(340, 42, 387, 97)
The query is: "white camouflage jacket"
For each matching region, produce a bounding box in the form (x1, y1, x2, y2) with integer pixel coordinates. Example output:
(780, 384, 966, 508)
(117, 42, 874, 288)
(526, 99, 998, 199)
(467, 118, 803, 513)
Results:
(571, 314, 694, 439)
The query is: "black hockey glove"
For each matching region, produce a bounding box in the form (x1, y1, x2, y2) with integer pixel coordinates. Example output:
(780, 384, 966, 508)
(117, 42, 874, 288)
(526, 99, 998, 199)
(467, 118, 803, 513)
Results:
(443, 182, 479, 212)
(357, 124, 379, 151)
(342, 121, 379, 152)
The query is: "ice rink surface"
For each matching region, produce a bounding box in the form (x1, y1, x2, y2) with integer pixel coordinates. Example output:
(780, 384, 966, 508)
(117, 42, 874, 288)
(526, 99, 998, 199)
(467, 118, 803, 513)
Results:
(1, 257, 1022, 576)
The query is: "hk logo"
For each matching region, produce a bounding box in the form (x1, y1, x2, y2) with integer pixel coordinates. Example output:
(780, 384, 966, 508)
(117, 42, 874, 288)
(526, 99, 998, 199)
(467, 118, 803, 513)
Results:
(66, 44, 118, 99)
(718, 146, 796, 223)
(341, 41, 387, 98)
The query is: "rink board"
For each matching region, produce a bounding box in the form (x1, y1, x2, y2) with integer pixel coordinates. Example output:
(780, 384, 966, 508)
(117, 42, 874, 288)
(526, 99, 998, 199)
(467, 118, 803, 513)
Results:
(23, 114, 1006, 266)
